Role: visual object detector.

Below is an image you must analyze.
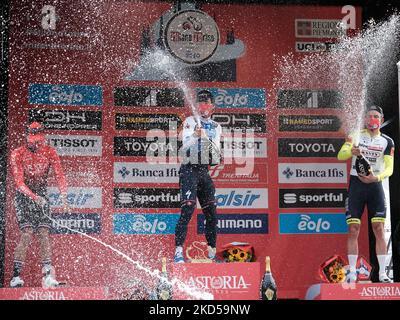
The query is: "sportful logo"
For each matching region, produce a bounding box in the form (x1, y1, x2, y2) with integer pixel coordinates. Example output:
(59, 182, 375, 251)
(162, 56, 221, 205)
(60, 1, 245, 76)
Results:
(279, 189, 347, 208)
(279, 213, 348, 234)
(198, 214, 268, 234)
(47, 135, 102, 157)
(47, 187, 102, 209)
(113, 213, 180, 235)
(197, 88, 266, 108)
(209, 188, 268, 209)
(113, 163, 180, 183)
(28, 84, 103, 106)
(114, 188, 180, 208)
(278, 163, 347, 183)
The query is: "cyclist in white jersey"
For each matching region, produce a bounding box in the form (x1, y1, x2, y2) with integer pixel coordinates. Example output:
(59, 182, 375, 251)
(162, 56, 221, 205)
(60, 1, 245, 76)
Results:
(338, 105, 395, 283)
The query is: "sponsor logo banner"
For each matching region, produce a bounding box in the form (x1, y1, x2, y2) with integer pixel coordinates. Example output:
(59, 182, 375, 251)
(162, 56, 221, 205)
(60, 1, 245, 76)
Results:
(172, 263, 260, 300)
(208, 188, 268, 209)
(198, 213, 268, 234)
(279, 213, 348, 234)
(50, 213, 101, 234)
(295, 19, 346, 38)
(315, 283, 400, 300)
(114, 188, 180, 208)
(221, 137, 267, 158)
(197, 88, 266, 108)
(47, 135, 102, 157)
(209, 163, 267, 184)
(113, 136, 181, 157)
(211, 113, 266, 133)
(277, 90, 342, 108)
(115, 113, 182, 131)
(279, 115, 341, 132)
(47, 187, 102, 209)
(278, 163, 347, 184)
(278, 138, 344, 157)
(0, 287, 108, 300)
(28, 83, 102, 106)
(295, 41, 337, 53)
(279, 189, 347, 208)
(114, 162, 180, 183)
(29, 109, 102, 131)
(113, 87, 184, 107)
(113, 213, 180, 235)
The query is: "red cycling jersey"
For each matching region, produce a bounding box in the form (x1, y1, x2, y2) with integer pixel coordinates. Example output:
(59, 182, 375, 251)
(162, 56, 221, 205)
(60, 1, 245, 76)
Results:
(10, 144, 67, 202)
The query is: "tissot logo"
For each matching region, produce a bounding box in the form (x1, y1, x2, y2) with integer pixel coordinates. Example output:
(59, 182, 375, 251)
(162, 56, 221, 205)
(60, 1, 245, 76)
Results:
(29, 109, 102, 131)
(279, 115, 341, 132)
(115, 113, 182, 130)
(279, 189, 347, 208)
(114, 188, 180, 208)
(47, 135, 102, 156)
(113, 137, 181, 157)
(221, 137, 267, 158)
(277, 90, 343, 108)
(113, 162, 180, 183)
(278, 163, 347, 183)
(278, 138, 344, 157)
(114, 87, 184, 107)
(211, 113, 266, 133)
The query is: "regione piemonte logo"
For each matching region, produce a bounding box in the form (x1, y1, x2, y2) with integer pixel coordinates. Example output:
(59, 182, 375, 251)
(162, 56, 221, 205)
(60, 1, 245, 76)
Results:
(295, 19, 346, 38)
(278, 163, 347, 184)
(165, 10, 219, 64)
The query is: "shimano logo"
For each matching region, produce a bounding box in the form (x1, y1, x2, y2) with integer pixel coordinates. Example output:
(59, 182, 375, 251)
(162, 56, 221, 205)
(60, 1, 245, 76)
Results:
(52, 218, 95, 230)
(215, 89, 248, 107)
(131, 215, 167, 234)
(298, 215, 330, 233)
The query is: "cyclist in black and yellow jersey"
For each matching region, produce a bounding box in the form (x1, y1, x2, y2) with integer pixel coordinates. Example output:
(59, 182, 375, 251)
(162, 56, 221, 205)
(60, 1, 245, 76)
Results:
(338, 105, 395, 283)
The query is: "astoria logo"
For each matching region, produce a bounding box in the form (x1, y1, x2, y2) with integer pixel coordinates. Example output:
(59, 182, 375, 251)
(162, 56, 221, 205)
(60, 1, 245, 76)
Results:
(359, 286, 400, 298)
(21, 290, 66, 300)
(187, 275, 250, 290)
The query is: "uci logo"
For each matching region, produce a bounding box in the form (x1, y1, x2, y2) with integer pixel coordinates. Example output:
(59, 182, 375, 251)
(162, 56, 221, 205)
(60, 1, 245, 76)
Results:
(297, 215, 330, 233)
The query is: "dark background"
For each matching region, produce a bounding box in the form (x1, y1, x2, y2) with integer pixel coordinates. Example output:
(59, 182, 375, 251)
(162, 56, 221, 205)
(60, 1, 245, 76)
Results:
(1, 0, 400, 290)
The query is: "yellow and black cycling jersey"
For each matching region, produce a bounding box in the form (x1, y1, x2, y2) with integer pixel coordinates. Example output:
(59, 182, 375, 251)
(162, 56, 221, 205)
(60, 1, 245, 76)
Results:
(337, 129, 395, 182)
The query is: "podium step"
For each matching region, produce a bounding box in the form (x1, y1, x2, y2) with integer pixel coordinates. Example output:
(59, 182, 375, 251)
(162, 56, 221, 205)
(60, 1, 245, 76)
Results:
(305, 283, 400, 300)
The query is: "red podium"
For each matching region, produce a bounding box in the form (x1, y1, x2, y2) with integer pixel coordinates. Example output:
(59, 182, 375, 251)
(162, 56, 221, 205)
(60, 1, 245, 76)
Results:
(0, 287, 107, 300)
(305, 283, 400, 300)
(171, 262, 260, 300)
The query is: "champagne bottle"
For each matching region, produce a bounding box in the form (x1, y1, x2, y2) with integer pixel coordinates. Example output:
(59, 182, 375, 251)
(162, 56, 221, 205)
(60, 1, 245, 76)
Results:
(355, 153, 371, 176)
(260, 256, 277, 300)
(155, 257, 173, 300)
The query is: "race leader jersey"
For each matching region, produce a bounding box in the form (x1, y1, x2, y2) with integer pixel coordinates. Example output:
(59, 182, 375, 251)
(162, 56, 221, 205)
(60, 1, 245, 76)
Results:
(10, 144, 67, 202)
(349, 129, 395, 177)
(182, 116, 222, 159)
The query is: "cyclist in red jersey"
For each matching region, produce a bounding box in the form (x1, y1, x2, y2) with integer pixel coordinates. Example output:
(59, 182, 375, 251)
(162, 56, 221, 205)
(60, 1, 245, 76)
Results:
(9, 122, 68, 288)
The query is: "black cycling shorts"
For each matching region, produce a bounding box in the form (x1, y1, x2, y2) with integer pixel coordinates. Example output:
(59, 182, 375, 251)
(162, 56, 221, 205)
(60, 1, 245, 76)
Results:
(14, 191, 51, 230)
